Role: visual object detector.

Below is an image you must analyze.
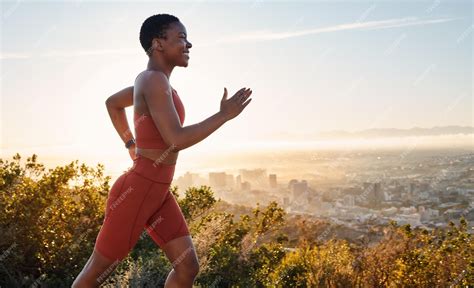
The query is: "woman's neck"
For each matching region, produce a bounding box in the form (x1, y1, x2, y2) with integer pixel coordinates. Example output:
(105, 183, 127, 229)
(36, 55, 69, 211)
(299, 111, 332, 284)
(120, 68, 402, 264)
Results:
(147, 57, 174, 80)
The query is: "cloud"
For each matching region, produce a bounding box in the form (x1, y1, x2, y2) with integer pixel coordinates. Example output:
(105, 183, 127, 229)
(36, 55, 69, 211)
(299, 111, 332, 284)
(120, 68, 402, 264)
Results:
(204, 17, 458, 45)
(40, 48, 138, 57)
(0, 53, 30, 60)
(0, 16, 458, 59)
(0, 48, 139, 60)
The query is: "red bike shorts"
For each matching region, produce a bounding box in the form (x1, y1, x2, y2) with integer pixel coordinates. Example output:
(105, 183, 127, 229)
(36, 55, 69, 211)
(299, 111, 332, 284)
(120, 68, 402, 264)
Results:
(94, 154, 190, 261)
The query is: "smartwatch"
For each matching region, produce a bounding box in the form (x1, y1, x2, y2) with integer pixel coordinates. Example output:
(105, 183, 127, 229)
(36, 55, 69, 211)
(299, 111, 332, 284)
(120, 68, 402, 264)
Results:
(125, 138, 136, 149)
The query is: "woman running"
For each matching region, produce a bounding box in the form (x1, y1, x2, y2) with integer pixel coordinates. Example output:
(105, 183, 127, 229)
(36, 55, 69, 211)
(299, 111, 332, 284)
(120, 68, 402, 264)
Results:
(72, 13, 252, 287)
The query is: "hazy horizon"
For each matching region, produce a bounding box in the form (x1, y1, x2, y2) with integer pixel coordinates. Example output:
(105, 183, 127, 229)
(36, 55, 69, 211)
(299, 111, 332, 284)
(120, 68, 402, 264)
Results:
(1, 1, 472, 174)
(2, 133, 472, 186)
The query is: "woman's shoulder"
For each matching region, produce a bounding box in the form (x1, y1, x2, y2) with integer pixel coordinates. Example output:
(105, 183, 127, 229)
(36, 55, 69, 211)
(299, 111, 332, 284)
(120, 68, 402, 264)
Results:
(136, 71, 173, 95)
(135, 70, 167, 82)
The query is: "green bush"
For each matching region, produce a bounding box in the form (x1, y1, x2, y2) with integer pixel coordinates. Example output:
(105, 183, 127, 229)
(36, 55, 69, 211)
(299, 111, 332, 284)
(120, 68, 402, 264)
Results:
(1, 153, 471, 287)
(0, 153, 110, 287)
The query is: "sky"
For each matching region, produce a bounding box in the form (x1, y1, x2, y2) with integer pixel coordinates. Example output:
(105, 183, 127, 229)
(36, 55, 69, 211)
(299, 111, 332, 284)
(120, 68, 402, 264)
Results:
(1, 0, 472, 170)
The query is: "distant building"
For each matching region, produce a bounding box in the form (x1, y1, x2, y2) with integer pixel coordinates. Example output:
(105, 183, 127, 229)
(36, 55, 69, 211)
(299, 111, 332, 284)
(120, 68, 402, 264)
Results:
(269, 174, 277, 188)
(443, 208, 464, 220)
(367, 182, 384, 207)
(394, 213, 422, 227)
(241, 181, 251, 191)
(182, 172, 195, 187)
(408, 182, 416, 200)
(239, 168, 267, 188)
(419, 206, 439, 221)
(176, 172, 202, 191)
(288, 179, 298, 189)
(209, 172, 227, 188)
(381, 207, 398, 216)
(290, 180, 308, 201)
(400, 206, 417, 215)
(343, 195, 355, 207)
(226, 174, 235, 189)
(236, 175, 242, 190)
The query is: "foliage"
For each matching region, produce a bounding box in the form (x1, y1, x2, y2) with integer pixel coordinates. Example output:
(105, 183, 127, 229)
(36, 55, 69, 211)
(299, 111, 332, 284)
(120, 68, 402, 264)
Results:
(0, 153, 472, 287)
(0, 153, 110, 287)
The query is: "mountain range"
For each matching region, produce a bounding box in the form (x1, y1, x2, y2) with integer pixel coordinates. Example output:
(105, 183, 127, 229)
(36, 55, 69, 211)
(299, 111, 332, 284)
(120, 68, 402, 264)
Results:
(266, 126, 474, 140)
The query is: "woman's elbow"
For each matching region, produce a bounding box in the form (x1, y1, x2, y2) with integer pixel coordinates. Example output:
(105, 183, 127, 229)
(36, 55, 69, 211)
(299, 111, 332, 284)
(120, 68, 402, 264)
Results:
(105, 95, 128, 110)
(105, 97, 116, 109)
(164, 134, 184, 152)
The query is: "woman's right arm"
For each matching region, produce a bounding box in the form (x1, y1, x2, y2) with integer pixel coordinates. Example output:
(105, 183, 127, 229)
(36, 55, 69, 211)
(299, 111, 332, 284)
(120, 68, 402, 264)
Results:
(144, 72, 252, 152)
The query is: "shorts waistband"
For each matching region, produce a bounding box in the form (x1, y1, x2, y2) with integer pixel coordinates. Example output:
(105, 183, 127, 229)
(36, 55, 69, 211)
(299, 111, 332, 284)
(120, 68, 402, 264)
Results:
(129, 154, 176, 184)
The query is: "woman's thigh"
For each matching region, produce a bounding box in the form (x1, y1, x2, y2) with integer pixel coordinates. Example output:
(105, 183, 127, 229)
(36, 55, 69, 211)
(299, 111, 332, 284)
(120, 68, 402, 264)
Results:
(145, 189, 191, 249)
(144, 189, 198, 270)
(94, 170, 173, 263)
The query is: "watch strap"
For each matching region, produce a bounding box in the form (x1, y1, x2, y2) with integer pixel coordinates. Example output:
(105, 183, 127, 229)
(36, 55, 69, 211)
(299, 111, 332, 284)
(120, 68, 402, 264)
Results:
(125, 138, 136, 149)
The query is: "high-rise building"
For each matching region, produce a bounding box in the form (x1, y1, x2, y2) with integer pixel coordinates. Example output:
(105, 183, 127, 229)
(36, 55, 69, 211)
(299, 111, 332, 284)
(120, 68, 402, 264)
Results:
(209, 172, 226, 188)
(288, 179, 298, 189)
(176, 172, 201, 191)
(363, 182, 384, 207)
(290, 180, 308, 201)
(269, 174, 277, 188)
(241, 181, 251, 191)
(239, 168, 267, 188)
(226, 174, 235, 189)
(236, 175, 242, 190)
(408, 182, 417, 201)
(369, 182, 384, 206)
(183, 172, 194, 187)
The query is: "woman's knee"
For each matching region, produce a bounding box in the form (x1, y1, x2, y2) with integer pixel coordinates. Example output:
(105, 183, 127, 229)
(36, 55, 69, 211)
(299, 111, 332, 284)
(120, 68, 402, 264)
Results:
(174, 255, 199, 279)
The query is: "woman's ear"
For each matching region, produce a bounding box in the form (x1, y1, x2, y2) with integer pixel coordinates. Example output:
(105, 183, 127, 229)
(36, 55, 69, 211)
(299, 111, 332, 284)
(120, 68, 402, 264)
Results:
(155, 39, 164, 51)
(152, 39, 158, 50)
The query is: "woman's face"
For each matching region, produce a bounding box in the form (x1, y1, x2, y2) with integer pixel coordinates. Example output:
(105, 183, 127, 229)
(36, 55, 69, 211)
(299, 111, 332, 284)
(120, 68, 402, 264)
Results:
(159, 21, 192, 67)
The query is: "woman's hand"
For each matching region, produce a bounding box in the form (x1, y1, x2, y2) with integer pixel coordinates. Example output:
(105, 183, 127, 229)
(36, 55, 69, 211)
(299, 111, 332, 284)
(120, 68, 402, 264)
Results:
(220, 87, 252, 121)
(128, 145, 137, 161)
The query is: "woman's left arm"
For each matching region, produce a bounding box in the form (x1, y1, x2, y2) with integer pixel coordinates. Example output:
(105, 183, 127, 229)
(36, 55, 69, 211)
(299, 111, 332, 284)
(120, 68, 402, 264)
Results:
(105, 86, 135, 146)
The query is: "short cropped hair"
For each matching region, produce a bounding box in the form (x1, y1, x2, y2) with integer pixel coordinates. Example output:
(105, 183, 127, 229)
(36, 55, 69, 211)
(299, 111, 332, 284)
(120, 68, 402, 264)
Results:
(139, 14, 180, 56)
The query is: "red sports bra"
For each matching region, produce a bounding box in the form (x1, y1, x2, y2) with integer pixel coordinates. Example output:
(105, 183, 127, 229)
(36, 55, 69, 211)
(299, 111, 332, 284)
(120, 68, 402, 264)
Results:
(134, 88, 185, 149)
